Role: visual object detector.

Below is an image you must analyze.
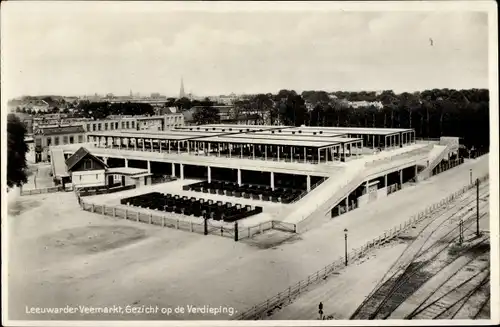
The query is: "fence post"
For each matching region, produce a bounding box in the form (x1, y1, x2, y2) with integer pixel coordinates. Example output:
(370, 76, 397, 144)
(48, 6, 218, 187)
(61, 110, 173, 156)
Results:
(136, 212, 139, 222)
(176, 219, 179, 229)
(234, 221, 238, 241)
(91, 204, 95, 213)
(162, 216, 165, 227)
(112, 207, 116, 217)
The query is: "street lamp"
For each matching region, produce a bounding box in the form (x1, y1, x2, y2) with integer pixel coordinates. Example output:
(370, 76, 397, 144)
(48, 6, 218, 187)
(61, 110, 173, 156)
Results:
(344, 228, 348, 266)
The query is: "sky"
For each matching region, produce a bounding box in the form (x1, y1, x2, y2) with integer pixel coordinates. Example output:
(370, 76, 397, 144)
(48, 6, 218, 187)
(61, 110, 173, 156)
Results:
(1, 1, 493, 99)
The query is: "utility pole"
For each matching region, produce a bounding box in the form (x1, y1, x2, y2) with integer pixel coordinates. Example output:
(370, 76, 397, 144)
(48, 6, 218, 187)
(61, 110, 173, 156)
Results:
(344, 228, 348, 266)
(476, 178, 480, 237)
(459, 219, 463, 244)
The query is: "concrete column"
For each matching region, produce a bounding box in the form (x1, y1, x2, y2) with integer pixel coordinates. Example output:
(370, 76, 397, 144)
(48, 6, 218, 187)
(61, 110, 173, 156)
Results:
(103, 157, 108, 165)
(208, 143, 211, 155)
(218, 143, 221, 157)
(168, 140, 171, 153)
(253, 145, 255, 160)
(345, 197, 349, 212)
(271, 171, 275, 190)
(159, 141, 162, 153)
(147, 160, 151, 173)
(180, 164, 184, 180)
(317, 149, 320, 163)
(124, 158, 128, 168)
(237, 169, 242, 186)
(304, 147, 307, 163)
(187, 141, 190, 154)
(290, 147, 293, 162)
(207, 166, 211, 183)
(142, 138, 145, 152)
(177, 141, 180, 155)
(385, 174, 388, 187)
(172, 163, 176, 177)
(265, 145, 268, 160)
(134, 139, 137, 151)
(365, 181, 369, 195)
(400, 169, 403, 186)
(306, 175, 311, 192)
(240, 144, 243, 158)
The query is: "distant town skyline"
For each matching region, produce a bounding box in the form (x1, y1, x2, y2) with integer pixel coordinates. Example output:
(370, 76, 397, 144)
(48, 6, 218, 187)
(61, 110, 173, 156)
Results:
(1, 1, 491, 101)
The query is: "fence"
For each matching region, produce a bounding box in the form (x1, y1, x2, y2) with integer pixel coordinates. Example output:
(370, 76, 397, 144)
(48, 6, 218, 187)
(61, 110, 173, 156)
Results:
(431, 157, 464, 177)
(78, 198, 297, 241)
(234, 174, 489, 320)
(20, 185, 72, 196)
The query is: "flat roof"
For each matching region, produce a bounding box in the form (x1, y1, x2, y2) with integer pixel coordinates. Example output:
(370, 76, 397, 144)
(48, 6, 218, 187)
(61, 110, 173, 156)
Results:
(289, 126, 413, 135)
(219, 133, 362, 144)
(106, 167, 149, 175)
(189, 135, 341, 148)
(88, 130, 198, 140)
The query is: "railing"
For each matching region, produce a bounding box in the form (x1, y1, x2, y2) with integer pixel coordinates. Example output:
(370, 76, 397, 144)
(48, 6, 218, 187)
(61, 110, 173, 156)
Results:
(364, 144, 433, 168)
(430, 157, 465, 177)
(234, 175, 489, 320)
(289, 177, 328, 204)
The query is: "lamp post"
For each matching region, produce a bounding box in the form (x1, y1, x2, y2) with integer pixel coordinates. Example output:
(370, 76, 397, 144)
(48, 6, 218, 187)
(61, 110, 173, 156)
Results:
(344, 228, 348, 266)
(470, 169, 473, 185)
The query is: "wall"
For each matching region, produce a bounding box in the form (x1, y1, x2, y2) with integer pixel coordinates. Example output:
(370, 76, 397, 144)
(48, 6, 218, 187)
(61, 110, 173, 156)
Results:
(72, 170, 106, 188)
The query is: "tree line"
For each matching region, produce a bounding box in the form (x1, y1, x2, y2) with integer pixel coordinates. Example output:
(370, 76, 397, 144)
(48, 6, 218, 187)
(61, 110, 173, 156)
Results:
(190, 88, 489, 150)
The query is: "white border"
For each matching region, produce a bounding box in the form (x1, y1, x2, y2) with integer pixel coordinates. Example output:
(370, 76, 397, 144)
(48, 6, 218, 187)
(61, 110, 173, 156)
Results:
(1, 1, 498, 326)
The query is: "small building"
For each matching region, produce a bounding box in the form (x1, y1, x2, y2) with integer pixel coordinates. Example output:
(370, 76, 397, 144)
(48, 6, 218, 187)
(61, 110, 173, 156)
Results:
(34, 125, 86, 162)
(66, 147, 108, 188)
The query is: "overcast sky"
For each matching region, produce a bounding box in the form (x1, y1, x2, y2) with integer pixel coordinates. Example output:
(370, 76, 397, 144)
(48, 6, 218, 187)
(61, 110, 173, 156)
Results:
(1, 1, 492, 99)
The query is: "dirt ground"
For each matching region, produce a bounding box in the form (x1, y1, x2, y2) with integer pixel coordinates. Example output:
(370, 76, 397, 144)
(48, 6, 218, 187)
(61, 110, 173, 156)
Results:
(5, 156, 489, 321)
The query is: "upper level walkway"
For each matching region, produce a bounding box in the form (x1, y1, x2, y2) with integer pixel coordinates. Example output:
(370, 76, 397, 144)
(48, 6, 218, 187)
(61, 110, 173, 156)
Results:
(53, 142, 431, 178)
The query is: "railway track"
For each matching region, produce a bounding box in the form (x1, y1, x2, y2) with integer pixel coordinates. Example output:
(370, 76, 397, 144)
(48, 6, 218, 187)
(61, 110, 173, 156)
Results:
(406, 254, 490, 319)
(350, 183, 490, 320)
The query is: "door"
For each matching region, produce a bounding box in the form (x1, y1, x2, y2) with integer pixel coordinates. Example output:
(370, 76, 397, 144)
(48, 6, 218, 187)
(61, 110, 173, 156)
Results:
(108, 175, 114, 187)
(121, 175, 125, 186)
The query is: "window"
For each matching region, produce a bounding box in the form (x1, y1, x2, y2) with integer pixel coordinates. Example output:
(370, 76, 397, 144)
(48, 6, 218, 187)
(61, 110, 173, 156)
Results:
(54, 137, 59, 145)
(105, 123, 108, 130)
(84, 159, 93, 170)
(93, 124, 96, 131)
(79, 175, 82, 181)
(96, 174, 98, 179)
(98, 123, 101, 131)
(46, 137, 52, 146)
(115, 122, 118, 129)
(78, 135, 83, 143)
(126, 121, 129, 129)
(122, 122, 125, 129)
(87, 124, 91, 131)
(63, 136, 69, 144)
(110, 123, 114, 130)
(69, 136, 74, 144)
(35, 138, 42, 146)
(131, 121, 135, 129)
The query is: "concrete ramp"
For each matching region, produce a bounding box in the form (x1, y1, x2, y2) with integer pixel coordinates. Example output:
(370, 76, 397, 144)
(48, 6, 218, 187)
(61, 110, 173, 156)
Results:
(50, 148, 69, 179)
(283, 161, 366, 231)
(417, 144, 449, 181)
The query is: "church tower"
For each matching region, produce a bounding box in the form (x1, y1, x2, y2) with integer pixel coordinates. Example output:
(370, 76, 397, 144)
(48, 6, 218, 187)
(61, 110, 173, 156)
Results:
(179, 77, 185, 99)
